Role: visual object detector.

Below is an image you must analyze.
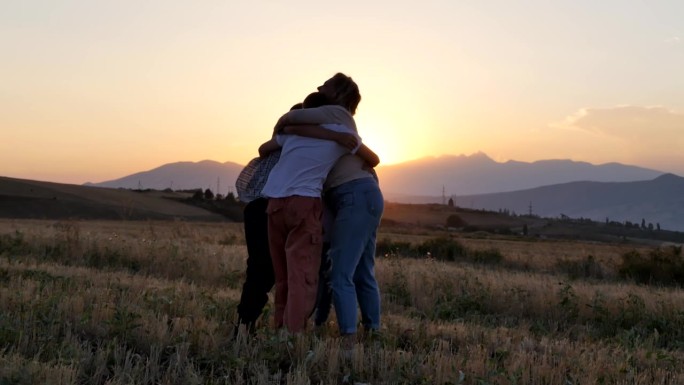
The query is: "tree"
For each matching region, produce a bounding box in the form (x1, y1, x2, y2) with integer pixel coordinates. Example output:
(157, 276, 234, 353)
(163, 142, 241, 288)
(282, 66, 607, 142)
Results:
(446, 214, 466, 228)
(204, 188, 215, 200)
(192, 189, 204, 200)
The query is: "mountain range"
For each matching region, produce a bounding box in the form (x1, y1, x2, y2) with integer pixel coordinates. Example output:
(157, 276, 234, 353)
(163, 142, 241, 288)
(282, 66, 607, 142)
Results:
(85, 160, 245, 195)
(88, 153, 667, 197)
(83, 153, 684, 231)
(408, 174, 684, 232)
(375, 152, 664, 197)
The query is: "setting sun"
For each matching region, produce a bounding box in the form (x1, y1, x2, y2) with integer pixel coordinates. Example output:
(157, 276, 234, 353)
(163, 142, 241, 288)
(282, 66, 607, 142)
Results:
(355, 115, 420, 166)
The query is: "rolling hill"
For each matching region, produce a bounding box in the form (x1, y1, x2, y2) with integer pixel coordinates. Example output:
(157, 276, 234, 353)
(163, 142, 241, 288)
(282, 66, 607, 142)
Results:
(85, 160, 245, 195)
(0, 176, 225, 221)
(397, 174, 684, 231)
(72, 154, 682, 230)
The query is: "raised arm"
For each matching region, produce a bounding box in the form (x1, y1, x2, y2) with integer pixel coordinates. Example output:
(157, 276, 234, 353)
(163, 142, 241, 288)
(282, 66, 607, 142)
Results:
(283, 123, 379, 167)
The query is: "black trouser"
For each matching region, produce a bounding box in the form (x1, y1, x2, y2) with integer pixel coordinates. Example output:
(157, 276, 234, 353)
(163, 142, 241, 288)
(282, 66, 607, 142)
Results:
(236, 198, 274, 332)
(314, 242, 332, 326)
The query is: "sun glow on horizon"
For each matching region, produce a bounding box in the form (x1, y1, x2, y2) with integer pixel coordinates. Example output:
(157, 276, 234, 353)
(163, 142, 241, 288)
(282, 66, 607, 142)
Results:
(354, 116, 416, 166)
(1, 1, 684, 183)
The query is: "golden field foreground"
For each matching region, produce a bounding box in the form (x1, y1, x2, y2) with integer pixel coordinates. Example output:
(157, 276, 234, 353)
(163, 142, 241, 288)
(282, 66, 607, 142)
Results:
(1, 218, 683, 384)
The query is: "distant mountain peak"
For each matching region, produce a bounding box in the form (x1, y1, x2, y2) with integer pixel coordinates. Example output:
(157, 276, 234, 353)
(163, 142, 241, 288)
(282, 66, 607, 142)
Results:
(470, 151, 492, 159)
(655, 172, 681, 179)
(413, 152, 495, 165)
(87, 160, 245, 193)
(377, 154, 665, 196)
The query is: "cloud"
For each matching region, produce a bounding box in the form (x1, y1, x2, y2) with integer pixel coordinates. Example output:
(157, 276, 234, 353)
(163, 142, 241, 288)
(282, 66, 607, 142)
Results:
(665, 36, 681, 44)
(557, 106, 684, 139)
(550, 106, 684, 173)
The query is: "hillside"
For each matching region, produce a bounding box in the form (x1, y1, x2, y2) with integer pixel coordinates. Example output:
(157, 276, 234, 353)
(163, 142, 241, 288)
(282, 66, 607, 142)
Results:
(85, 160, 245, 194)
(450, 174, 684, 231)
(0, 176, 226, 221)
(381, 201, 684, 244)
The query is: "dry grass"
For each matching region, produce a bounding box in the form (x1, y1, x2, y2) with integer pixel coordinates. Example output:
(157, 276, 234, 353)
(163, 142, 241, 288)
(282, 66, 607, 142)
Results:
(1, 218, 683, 384)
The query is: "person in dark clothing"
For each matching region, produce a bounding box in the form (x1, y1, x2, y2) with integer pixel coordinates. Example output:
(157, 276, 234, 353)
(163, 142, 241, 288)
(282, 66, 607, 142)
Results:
(235, 196, 275, 333)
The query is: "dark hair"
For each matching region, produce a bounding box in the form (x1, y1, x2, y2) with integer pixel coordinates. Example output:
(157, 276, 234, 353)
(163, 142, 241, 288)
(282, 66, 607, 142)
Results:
(302, 92, 331, 108)
(329, 73, 361, 115)
(290, 102, 303, 111)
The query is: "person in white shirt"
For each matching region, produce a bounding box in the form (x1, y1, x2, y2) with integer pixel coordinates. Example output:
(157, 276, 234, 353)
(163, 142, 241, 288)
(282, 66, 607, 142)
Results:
(273, 73, 384, 347)
(259, 90, 367, 333)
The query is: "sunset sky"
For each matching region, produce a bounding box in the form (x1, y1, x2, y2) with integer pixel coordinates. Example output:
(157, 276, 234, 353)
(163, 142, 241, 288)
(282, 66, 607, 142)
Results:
(2, 1, 683, 184)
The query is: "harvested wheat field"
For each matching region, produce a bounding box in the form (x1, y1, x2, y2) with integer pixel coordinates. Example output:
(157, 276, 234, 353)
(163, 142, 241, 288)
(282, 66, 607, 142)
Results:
(1, 218, 683, 384)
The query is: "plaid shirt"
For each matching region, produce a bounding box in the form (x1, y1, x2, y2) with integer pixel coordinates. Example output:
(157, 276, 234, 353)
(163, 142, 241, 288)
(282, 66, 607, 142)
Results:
(235, 150, 281, 203)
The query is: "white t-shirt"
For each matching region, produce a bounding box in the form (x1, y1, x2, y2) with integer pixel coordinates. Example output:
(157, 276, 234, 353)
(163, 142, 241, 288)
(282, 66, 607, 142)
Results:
(261, 124, 360, 198)
(282, 105, 373, 191)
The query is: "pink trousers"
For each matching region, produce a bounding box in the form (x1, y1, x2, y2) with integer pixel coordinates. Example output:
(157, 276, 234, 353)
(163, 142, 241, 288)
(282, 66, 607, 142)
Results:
(266, 196, 323, 333)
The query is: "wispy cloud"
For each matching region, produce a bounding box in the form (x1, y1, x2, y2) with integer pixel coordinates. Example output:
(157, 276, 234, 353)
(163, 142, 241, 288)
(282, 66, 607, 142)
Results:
(558, 105, 682, 136)
(544, 106, 684, 174)
(552, 105, 684, 156)
(665, 36, 681, 44)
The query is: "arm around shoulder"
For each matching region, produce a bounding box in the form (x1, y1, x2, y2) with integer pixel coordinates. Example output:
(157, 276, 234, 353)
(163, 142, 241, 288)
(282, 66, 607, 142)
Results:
(258, 138, 281, 157)
(355, 144, 380, 168)
(283, 124, 359, 150)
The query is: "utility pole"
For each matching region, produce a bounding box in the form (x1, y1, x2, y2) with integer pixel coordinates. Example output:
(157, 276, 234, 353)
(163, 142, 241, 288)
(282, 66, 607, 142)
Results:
(442, 185, 446, 205)
(217, 177, 221, 196)
(528, 201, 533, 216)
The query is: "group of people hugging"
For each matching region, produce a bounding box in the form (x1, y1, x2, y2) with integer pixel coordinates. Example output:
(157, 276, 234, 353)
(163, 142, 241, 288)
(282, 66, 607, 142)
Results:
(234, 73, 384, 346)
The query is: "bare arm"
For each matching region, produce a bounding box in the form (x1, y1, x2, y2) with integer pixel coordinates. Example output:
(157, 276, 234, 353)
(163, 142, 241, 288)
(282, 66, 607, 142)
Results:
(274, 106, 355, 133)
(282, 124, 379, 166)
(282, 124, 359, 151)
(258, 138, 281, 157)
(356, 144, 380, 168)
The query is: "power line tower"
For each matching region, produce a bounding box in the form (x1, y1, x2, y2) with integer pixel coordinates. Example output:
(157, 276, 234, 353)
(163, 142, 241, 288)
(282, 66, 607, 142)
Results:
(528, 201, 533, 216)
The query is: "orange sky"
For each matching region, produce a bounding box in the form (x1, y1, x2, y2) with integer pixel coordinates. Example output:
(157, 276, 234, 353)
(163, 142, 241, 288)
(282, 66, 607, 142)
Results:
(2, 1, 684, 184)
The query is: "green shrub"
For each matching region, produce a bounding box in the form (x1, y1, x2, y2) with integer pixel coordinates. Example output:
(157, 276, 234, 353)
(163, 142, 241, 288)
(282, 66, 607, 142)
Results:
(376, 237, 504, 265)
(0, 231, 29, 256)
(557, 282, 579, 323)
(445, 214, 467, 228)
(431, 278, 486, 320)
(555, 255, 606, 280)
(469, 248, 504, 265)
(618, 246, 684, 286)
(385, 269, 412, 307)
(415, 237, 467, 261)
(375, 239, 412, 258)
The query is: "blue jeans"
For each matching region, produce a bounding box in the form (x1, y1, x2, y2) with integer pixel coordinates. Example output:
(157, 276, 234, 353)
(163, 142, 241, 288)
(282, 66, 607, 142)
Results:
(326, 177, 384, 334)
